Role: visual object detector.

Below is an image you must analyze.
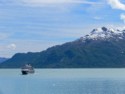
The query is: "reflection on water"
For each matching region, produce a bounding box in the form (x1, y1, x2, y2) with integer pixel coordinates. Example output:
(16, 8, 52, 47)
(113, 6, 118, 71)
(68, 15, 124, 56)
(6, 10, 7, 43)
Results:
(0, 69, 125, 94)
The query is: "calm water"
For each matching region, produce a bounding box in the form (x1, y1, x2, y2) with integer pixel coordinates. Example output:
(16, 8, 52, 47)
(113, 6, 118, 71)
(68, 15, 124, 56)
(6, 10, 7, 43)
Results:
(0, 69, 125, 94)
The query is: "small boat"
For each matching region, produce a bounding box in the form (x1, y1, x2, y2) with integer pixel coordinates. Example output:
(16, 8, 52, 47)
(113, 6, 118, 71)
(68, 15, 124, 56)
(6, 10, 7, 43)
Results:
(21, 64, 35, 75)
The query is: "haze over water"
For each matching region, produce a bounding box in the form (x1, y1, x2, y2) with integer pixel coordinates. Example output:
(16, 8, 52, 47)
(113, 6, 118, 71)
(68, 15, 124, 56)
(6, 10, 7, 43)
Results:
(0, 69, 125, 94)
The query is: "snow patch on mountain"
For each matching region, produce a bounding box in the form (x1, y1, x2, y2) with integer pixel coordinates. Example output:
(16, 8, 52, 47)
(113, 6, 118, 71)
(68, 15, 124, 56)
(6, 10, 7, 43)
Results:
(82, 27, 125, 40)
(75, 26, 125, 43)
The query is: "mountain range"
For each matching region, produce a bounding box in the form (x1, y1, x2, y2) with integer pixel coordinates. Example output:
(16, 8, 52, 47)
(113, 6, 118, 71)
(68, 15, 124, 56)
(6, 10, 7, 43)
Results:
(1, 27, 125, 68)
(0, 57, 8, 64)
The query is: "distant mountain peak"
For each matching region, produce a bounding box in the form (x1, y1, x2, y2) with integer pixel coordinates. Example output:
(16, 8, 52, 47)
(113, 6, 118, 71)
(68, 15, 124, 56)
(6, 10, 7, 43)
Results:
(91, 27, 110, 34)
(0, 57, 8, 63)
(81, 27, 125, 41)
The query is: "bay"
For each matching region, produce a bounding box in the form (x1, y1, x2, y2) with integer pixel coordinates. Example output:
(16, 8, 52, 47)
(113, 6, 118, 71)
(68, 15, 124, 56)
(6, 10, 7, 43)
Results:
(0, 69, 125, 94)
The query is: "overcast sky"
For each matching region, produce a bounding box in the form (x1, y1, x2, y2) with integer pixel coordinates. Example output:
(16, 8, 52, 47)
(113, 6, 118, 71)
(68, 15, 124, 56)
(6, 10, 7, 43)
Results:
(0, 0, 125, 57)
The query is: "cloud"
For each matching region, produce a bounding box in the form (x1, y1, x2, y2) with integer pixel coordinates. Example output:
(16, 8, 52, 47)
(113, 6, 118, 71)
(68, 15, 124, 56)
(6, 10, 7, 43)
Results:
(107, 0, 125, 10)
(0, 32, 11, 40)
(7, 43, 16, 50)
(22, 0, 72, 4)
(9, 0, 102, 7)
(93, 16, 102, 20)
(120, 13, 125, 23)
(0, 0, 98, 6)
(0, 0, 103, 8)
(107, 0, 125, 23)
(21, 0, 97, 5)
(0, 34, 7, 40)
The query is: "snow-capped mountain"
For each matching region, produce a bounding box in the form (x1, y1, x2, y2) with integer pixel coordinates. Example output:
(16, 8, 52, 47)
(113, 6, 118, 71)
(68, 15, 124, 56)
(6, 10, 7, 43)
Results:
(82, 27, 125, 40)
(2, 26, 125, 68)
